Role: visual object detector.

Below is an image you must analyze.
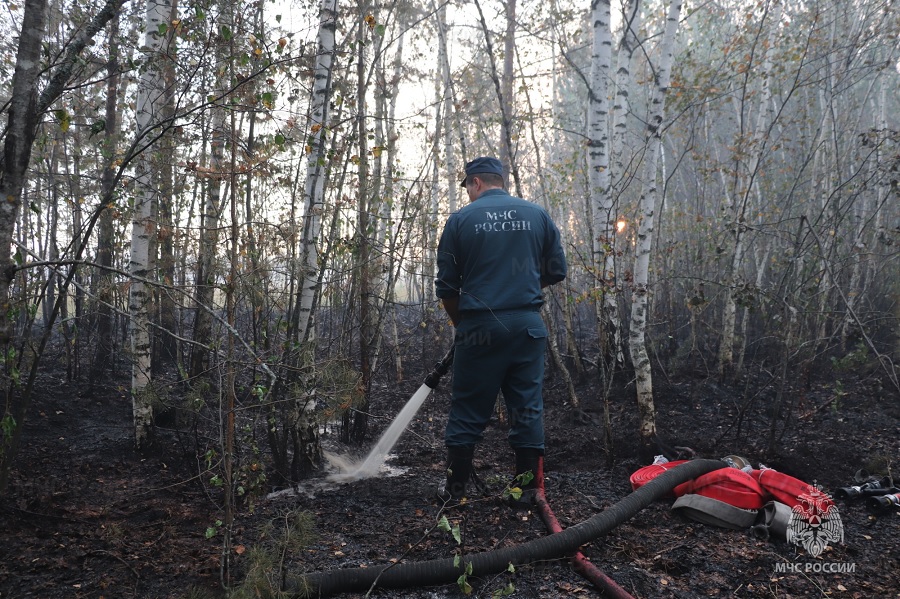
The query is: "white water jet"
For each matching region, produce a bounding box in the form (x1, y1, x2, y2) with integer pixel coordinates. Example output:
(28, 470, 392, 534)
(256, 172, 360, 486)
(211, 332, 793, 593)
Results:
(327, 383, 434, 483)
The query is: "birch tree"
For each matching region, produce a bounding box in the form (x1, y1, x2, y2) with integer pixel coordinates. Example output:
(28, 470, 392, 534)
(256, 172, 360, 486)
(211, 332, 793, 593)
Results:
(265, 0, 337, 481)
(130, 0, 171, 448)
(611, 0, 641, 180)
(293, 0, 337, 349)
(587, 0, 618, 377)
(629, 0, 681, 457)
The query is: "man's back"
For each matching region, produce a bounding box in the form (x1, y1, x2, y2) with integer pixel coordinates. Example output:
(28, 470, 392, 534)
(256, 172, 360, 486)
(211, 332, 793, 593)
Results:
(435, 188, 566, 313)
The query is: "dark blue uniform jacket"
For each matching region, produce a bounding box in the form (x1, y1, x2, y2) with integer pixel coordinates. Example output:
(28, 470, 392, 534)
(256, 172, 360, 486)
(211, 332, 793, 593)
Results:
(435, 189, 567, 312)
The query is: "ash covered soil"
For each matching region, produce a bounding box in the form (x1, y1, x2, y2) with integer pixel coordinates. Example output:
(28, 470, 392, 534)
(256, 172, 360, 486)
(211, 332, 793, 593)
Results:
(1, 352, 899, 599)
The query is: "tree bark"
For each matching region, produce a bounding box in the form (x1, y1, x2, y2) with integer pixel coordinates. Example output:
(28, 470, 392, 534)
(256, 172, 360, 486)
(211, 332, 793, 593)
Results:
(293, 0, 337, 349)
(0, 0, 49, 344)
(129, 0, 170, 449)
(155, 0, 180, 372)
(629, 0, 682, 460)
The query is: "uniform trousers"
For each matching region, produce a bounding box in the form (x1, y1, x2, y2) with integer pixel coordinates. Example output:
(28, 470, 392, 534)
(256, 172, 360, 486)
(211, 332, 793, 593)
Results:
(445, 308, 547, 450)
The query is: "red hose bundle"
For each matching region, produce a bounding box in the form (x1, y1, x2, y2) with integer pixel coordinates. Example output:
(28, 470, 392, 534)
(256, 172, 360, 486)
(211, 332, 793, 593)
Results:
(629, 460, 690, 491)
(674, 468, 766, 510)
(752, 468, 814, 509)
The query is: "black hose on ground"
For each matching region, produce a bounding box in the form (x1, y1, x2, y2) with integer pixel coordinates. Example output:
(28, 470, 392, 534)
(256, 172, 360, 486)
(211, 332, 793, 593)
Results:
(531, 456, 634, 598)
(289, 458, 726, 598)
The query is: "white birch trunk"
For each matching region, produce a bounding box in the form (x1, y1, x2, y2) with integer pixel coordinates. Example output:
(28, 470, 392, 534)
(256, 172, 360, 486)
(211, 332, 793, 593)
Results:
(611, 0, 641, 178)
(628, 0, 681, 449)
(295, 0, 337, 347)
(130, 0, 169, 448)
(588, 0, 620, 364)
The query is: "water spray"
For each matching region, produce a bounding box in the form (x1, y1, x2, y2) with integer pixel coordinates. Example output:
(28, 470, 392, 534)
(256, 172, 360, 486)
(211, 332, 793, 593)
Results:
(327, 348, 454, 482)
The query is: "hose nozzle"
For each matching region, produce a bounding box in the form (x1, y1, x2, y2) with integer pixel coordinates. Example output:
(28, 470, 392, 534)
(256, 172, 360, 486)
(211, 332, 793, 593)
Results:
(424, 348, 455, 389)
(867, 492, 900, 511)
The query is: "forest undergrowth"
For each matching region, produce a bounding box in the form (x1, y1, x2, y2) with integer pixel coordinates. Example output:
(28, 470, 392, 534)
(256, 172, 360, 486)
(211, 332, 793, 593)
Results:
(1, 339, 898, 599)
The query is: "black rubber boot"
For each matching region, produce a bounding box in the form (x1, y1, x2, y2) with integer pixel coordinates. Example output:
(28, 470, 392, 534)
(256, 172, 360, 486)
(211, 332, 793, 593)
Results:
(509, 448, 544, 509)
(436, 446, 475, 504)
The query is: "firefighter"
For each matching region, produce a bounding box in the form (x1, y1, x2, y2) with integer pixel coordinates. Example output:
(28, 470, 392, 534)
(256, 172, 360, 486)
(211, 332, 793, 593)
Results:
(435, 156, 567, 506)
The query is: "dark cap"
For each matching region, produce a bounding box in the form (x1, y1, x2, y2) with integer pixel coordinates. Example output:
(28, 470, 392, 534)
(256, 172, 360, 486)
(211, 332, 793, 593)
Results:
(459, 156, 504, 187)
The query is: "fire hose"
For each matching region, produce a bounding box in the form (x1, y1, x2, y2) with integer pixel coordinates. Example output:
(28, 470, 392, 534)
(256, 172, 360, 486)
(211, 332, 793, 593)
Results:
(289, 459, 727, 597)
(532, 458, 635, 599)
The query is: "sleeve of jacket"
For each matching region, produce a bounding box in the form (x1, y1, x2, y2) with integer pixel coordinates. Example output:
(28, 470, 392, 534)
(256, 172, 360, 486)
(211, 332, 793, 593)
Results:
(540, 212, 567, 287)
(435, 214, 461, 299)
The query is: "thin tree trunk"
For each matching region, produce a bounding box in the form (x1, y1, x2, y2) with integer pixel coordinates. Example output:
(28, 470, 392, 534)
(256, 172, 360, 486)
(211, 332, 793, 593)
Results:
(473, 0, 521, 192)
(130, 0, 170, 449)
(629, 0, 681, 460)
(516, 48, 580, 408)
(91, 17, 120, 382)
(0, 0, 49, 347)
(267, 0, 336, 480)
(189, 100, 226, 377)
(292, 0, 336, 349)
(351, 3, 375, 444)
(588, 0, 621, 375)
(498, 0, 516, 179)
(435, 1, 457, 214)
(611, 0, 641, 180)
(155, 0, 180, 372)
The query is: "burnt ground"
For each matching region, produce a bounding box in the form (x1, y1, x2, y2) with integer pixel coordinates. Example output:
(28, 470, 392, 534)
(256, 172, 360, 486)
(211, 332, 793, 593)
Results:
(1, 349, 899, 599)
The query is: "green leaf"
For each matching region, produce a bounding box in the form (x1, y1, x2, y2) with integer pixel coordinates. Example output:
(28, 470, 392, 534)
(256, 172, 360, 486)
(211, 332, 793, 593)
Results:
(275, 14, 282, 22)
(29, 201, 40, 214)
(221, 24, 232, 41)
(194, 6, 205, 19)
(13, 249, 23, 266)
(437, 515, 451, 532)
(0, 414, 16, 438)
(507, 563, 515, 573)
(375, 24, 386, 37)
(457, 573, 473, 595)
(274, 133, 285, 145)
(453, 554, 461, 568)
(205, 527, 217, 539)
(451, 523, 461, 545)
(157, 22, 168, 36)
